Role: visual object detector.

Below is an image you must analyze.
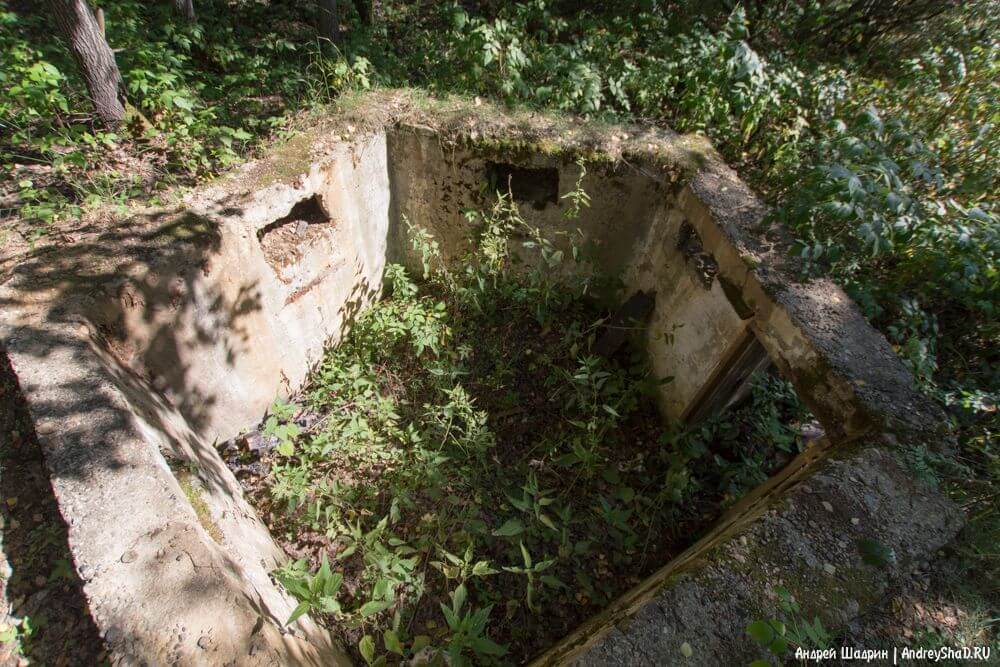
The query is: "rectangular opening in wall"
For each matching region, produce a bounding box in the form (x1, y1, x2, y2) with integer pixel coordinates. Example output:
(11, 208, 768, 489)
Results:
(257, 194, 334, 281)
(486, 161, 559, 209)
(683, 328, 772, 423)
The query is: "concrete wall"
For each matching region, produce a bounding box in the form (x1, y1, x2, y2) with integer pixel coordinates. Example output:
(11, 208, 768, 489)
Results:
(146, 132, 391, 443)
(386, 126, 658, 280)
(386, 125, 750, 421)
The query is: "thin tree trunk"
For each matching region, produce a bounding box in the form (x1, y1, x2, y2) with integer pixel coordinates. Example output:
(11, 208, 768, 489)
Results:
(353, 0, 371, 26)
(318, 0, 339, 44)
(173, 0, 196, 22)
(49, 0, 125, 125)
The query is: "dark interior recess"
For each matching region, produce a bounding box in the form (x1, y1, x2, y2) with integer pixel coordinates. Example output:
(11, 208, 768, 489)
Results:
(256, 194, 330, 242)
(684, 330, 773, 423)
(677, 222, 719, 290)
(486, 162, 559, 210)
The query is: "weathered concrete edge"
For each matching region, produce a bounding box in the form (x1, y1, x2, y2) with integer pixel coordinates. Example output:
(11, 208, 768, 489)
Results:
(0, 315, 344, 665)
(0, 132, 391, 665)
(533, 438, 962, 665)
(207, 89, 711, 202)
(679, 164, 947, 442)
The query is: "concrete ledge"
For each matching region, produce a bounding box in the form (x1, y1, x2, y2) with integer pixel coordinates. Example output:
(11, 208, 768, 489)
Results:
(679, 165, 947, 441)
(1, 318, 343, 664)
(535, 440, 962, 665)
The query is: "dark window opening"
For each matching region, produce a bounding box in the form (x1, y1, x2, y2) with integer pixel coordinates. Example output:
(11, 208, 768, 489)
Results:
(684, 330, 772, 423)
(486, 162, 559, 210)
(257, 195, 334, 281)
(256, 195, 329, 243)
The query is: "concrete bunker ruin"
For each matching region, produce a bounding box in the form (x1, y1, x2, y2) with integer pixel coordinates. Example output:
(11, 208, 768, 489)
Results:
(0, 92, 961, 665)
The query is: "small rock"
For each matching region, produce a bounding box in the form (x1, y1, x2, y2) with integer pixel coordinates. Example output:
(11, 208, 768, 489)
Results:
(823, 563, 836, 575)
(679, 641, 693, 658)
(800, 422, 825, 442)
(197, 635, 215, 650)
(851, 517, 860, 526)
(296, 411, 320, 429)
(120, 549, 138, 564)
(245, 462, 270, 478)
(246, 432, 278, 453)
(822, 501, 834, 512)
(295, 220, 308, 236)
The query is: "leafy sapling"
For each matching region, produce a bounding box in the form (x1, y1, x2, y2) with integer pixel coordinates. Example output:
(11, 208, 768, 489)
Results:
(275, 554, 344, 624)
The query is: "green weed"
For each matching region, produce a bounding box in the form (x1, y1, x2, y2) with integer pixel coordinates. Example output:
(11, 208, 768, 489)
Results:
(247, 189, 804, 663)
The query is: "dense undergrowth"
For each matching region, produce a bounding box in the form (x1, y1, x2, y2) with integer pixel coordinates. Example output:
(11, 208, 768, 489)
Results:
(234, 193, 806, 664)
(2, 0, 997, 656)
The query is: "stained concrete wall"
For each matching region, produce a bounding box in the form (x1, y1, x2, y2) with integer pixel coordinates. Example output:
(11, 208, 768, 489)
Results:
(386, 126, 659, 280)
(386, 125, 749, 421)
(0, 91, 957, 666)
(156, 132, 390, 443)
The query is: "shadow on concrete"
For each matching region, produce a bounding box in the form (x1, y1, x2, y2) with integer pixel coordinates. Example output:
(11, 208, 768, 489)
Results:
(0, 205, 264, 658)
(0, 172, 381, 661)
(0, 349, 104, 665)
(0, 209, 240, 478)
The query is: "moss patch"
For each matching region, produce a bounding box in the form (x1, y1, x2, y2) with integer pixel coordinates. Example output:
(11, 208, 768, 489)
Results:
(178, 471, 223, 544)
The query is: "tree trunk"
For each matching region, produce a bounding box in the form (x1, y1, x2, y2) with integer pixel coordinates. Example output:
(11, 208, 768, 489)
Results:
(172, 0, 196, 22)
(353, 0, 371, 26)
(318, 0, 339, 44)
(48, 0, 125, 125)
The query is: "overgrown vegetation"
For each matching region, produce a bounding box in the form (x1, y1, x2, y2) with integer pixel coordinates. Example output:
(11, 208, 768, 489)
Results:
(1, 0, 373, 237)
(3, 0, 997, 657)
(236, 191, 806, 663)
